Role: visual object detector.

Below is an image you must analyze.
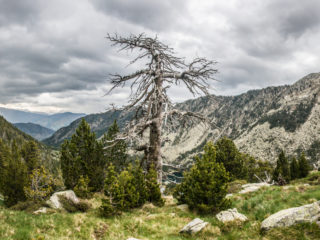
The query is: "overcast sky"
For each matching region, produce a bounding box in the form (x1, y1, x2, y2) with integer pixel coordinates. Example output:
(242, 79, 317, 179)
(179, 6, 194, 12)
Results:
(0, 0, 319, 114)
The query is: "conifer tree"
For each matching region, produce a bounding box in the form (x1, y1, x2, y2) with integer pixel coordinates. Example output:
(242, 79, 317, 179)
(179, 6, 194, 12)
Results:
(145, 164, 164, 207)
(103, 120, 127, 172)
(130, 162, 148, 207)
(24, 166, 54, 202)
(290, 157, 299, 180)
(2, 142, 28, 206)
(60, 118, 106, 191)
(298, 152, 309, 178)
(74, 175, 91, 199)
(21, 140, 40, 173)
(174, 142, 230, 213)
(215, 137, 247, 180)
(273, 150, 290, 183)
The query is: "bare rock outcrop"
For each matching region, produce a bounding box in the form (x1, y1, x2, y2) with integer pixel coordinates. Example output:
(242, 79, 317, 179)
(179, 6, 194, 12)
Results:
(180, 218, 208, 234)
(216, 208, 248, 223)
(239, 183, 271, 194)
(46, 190, 79, 209)
(261, 201, 320, 231)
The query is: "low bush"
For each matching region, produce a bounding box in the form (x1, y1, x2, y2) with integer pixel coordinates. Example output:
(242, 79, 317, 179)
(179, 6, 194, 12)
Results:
(174, 142, 231, 214)
(58, 195, 91, 213)
(10, 200, 48, 213)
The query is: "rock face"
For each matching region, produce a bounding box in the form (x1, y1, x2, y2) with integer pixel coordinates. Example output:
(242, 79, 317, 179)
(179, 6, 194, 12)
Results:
(261, 201, 320, 231)
(180, 218, 208, 234)
(239, 183, 271, 194)
(46, 190, 79, 209)
(216, 208, 248, 223)
(44, 73, 320, 171)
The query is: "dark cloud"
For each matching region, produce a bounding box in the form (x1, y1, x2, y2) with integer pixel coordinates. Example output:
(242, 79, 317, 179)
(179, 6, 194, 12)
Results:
(0, 0, 319, 113)
(91, 0, 187, 31)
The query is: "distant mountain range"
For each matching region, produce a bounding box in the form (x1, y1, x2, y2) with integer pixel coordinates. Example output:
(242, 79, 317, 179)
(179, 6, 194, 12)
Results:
(42, 110, 133, 147)
(42, 73, 320, 168)
(14, 123, 55, 140)
(0, 116, 60, 174)
(0, 108, 85, 130)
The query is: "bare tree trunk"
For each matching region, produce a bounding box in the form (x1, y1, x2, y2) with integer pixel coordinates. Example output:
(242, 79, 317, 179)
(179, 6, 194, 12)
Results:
(106, 33, 217, 184)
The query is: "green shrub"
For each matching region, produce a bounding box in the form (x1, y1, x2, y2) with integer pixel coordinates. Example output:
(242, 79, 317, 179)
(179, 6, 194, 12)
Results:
(58, 195, 91, 213)
(99, 198, 118, 217)
(273, 150, 290, 183)
(215, 137, 247, 180)
(146, 165, 164, 207)
(10, 200, 48, 213)
(174, 142, 231, 213)
(74, 175, 92, 199)
(101, 161, 164, 217)
(24, 166, 54, 202)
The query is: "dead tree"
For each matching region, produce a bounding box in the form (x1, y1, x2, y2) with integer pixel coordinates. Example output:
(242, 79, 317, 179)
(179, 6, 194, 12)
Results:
(106, 33, 218, 182)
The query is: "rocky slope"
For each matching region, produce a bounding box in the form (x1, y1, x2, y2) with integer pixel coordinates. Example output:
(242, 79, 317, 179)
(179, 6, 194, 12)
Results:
(43, 73, 320, 166)
(14, 123, 54, 140)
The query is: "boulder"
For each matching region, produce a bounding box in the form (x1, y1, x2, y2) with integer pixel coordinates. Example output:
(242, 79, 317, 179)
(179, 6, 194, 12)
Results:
(33, 207, 47, 215)
(216, 208, 248, 223)
(180, 218, 208, 234)
(239, 183, 270, 194)
(261, 201, 320, 231)
(177, 204, 189, 211)
(46, 190, 79, 209)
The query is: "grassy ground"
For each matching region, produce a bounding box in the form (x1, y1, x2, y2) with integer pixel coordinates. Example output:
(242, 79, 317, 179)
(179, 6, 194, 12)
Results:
(1, 173, 320, 240)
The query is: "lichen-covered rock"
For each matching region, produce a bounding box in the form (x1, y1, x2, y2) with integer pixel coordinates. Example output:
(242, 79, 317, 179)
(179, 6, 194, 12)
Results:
(46, 190, 79, 209)
(216, 208, 248, 223)
(261, 201, 320, 231)
(239, 183, 271, 194)
(180, 218, 208, 234)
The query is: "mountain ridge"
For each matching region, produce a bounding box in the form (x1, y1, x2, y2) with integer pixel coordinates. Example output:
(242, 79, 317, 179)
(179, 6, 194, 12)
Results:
(0, 108, 85, 130)
(43, 73, 320, 166)
(13, 123, 55, 141)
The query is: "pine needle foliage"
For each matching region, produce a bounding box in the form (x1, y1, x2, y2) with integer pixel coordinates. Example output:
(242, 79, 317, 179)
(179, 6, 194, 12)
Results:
(174, 142, 230, 214)
(60, 118, 106, 191)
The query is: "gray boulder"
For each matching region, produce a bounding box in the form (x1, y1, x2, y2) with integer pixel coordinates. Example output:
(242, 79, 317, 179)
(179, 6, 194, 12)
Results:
(180, 218, 208, 234)
(46, 190, 79, 209)
(239, 183, 270, 194)
(216, 208, 248, 223)
(261, 201, 320, 231)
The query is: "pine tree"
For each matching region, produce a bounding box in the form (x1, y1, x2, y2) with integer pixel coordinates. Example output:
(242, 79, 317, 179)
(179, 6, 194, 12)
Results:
(104, 164, 118, 197)
(2, 142, 28, 206)
(21, 140, 40, 173)
(298, 152, 309, 178)
(103, 120, 127, 172)
(60, 118, 106, 191)
(74, 175, 91, 199)
(145, 164, 164, 207)
(24, 166, 54, 202)
(174, 142, 230, 213)
(0, 139, 11, 194)
(273, 150, 290, 183)
(130, 162, 148, 207)
(290, 157, 299, 180)
(215, 137, 246, 180)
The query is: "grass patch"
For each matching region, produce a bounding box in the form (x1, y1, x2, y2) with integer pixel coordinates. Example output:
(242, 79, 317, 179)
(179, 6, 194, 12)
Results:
(1, 180, 320, 239)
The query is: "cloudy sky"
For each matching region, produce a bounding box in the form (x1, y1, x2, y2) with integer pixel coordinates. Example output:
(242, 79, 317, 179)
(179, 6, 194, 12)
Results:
(0, 0, 319, 114)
